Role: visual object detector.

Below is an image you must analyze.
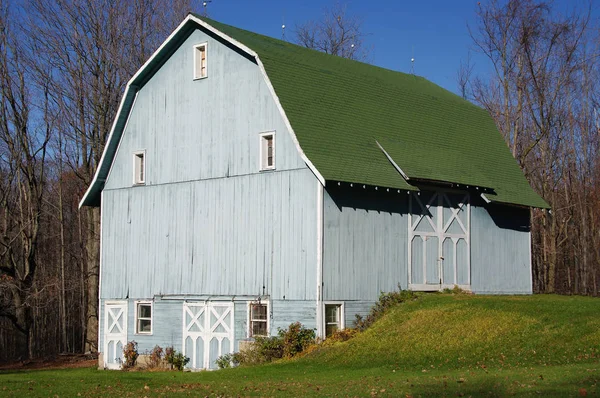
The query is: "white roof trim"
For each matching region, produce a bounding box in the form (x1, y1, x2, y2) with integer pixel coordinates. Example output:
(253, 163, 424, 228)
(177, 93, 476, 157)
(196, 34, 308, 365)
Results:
(480, 193, 492, 204)
(376, 140, 410, 181)
(80, 14, 325, 208)
(189, 16, 325, 185)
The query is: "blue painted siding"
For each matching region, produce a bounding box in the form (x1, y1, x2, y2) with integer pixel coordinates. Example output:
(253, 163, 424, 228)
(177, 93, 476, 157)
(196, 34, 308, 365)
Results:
(470, 201, 532, 294)
(322, 186, 409, 301)
(101, 169, 318, 300)
(270, 300, 317, 332)
(104, 29, 305, 191)
(343, 301, 374, 328)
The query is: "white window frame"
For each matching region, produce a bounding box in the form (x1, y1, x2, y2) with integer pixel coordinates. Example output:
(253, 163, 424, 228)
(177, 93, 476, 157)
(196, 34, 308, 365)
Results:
(134, 301, 153, 335)
(247, 301, 270, 338)
(323, 301, 345, 338)
(259, 132, 276, 171)
(193, 42, 208, 80)
(132, 150, 146, 185)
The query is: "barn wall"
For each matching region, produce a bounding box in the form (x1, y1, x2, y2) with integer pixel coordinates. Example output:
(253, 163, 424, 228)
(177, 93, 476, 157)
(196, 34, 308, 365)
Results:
(470, 202, 532, 294)
(100, 25, 319, 302)
(101, 169, 318, 300)
(322, 186, 410, 301)
(104, 28, 305, 191)
(99, 297, 318, 365)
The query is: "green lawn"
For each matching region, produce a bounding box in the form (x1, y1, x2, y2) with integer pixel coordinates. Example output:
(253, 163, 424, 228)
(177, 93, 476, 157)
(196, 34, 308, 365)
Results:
(2, 294, 599, 397)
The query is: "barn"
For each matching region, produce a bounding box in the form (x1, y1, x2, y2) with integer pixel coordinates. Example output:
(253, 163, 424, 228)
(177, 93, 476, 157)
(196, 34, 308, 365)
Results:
(80, 14, 548, 370)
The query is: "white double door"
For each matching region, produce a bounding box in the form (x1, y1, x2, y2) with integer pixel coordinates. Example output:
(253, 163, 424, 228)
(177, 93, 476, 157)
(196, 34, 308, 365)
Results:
(182, 302, 234, 369)
(409, 192, 470, 290)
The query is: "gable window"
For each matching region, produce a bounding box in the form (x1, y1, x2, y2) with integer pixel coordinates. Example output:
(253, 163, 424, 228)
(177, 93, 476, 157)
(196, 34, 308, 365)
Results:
(135, 301, 152, 334)
(324, 303, 344, 337)
(133, 151, 145, 185)
(193, 43, 208, 79)
(248, 302, 268, 337)
(259, 132, 275, 171)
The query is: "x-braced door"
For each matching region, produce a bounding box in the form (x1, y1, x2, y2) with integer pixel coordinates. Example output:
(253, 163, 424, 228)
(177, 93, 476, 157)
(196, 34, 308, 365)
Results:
(182, 302, 234, 370)
(408, 192, 470, 290)
(103, 301, 127, 369)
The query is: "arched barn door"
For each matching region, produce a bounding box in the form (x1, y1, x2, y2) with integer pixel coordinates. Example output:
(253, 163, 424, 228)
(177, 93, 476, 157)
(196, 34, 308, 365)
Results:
(408, 192, 470, 291)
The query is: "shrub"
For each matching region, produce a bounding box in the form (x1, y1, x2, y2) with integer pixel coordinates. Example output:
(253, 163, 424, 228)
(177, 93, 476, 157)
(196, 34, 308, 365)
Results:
(146, 345, 164, 369)
(441, 285, 470, 295)
(216, 322, 315, 368)
(122, 341, 138, 369)
(354, 286, 417, 331)
(279, 322, 315, 358)
(165, 346, 189, 371)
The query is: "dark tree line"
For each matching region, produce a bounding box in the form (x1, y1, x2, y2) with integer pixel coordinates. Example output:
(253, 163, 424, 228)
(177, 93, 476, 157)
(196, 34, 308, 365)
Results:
(462, 0, 600, 295)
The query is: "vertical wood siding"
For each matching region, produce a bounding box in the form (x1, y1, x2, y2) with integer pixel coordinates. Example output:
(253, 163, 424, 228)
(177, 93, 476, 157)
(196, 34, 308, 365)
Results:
(470, 201, 532, 294)
(322, 186, 409, 301)
(100, 26, 319, 302)
(101, 169, 317, 300)
(104, 29, 306, 191)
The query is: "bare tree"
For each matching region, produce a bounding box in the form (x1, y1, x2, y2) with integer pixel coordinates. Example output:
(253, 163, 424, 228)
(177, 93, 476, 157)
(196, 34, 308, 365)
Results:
(0, 1, 54, 358)
(294, 1, 369, 60)
(467, 0, 600, 295)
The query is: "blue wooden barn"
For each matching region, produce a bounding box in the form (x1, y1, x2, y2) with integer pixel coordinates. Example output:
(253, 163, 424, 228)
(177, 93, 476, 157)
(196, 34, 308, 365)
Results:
(80, 14, 548, 370)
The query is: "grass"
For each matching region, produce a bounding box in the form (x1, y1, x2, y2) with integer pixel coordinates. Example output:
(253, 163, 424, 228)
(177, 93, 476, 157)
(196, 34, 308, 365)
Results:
(2, 294, 599, 397)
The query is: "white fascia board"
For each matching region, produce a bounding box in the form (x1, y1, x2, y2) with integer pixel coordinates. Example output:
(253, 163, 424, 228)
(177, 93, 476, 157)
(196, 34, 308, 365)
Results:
(376, 140, 410, 181)
(78, 85, 133, 208)
(182, 16, 326, 185)
(480, 193, 492, 204)
(79, 16, 197, 209)
(81, 15, 326, 209)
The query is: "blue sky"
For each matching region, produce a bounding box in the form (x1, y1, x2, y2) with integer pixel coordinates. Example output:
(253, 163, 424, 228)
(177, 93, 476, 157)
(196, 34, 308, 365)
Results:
(204, 0, 598, 95)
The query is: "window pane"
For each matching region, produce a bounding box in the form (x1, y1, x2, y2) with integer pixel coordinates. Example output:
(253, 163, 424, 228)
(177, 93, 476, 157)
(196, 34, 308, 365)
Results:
(325, 305, 339, 323)
(251, 304, 267, 320)
(138, 304, 151, 318)
(252, 321, 267, 336)
(138, 319, 151, 333)
(326, 323, 338, 337)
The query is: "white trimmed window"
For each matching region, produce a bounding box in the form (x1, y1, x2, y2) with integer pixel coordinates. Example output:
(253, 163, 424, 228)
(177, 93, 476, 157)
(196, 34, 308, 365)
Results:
(248, 302, 269, 337)
(193, 43, 208, 79)
(259, 132, 275, 171)
(135, 301, 152, 334)
(324, 302, 344, 337)
(133, 151, 145, 185)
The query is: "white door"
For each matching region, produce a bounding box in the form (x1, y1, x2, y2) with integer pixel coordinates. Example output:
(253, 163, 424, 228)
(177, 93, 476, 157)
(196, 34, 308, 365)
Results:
(409, 192, 470, 290)
(183, 302, 234, 369)
(103, 301, 127, 369)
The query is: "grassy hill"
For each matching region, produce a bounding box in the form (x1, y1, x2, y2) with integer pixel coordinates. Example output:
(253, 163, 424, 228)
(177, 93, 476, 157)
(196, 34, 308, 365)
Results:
(1, 293, 599, 397)
(306, 293, 600, 370)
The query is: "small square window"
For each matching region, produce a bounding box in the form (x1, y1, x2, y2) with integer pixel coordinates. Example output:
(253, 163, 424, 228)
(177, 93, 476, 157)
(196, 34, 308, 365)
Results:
(249, 303, 268, 337)
(133, 151, 145, 185)
(324, 303, 343, 337)
(259, 133, 275, 171)
(194, 43, 208, 79)
(135, 302, 152, 334)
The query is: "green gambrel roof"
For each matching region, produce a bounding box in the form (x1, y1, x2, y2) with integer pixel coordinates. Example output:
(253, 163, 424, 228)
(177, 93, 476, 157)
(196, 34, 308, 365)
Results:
(80, 15, 548, 208)
(200, 16, 547, 208)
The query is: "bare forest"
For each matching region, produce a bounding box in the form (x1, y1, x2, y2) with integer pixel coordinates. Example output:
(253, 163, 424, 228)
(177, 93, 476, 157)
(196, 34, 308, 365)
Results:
(0, 0, 598, 363)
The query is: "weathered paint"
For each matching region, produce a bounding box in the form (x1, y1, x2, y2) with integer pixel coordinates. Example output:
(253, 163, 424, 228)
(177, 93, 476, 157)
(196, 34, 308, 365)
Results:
(470, 201, 532, 294)
(101, 169, 317, 300)
(99, 297, 317, 365)
(322, 186, 409, 301)
(104, 29, 306, 191)
(100, 27, 318, 302)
